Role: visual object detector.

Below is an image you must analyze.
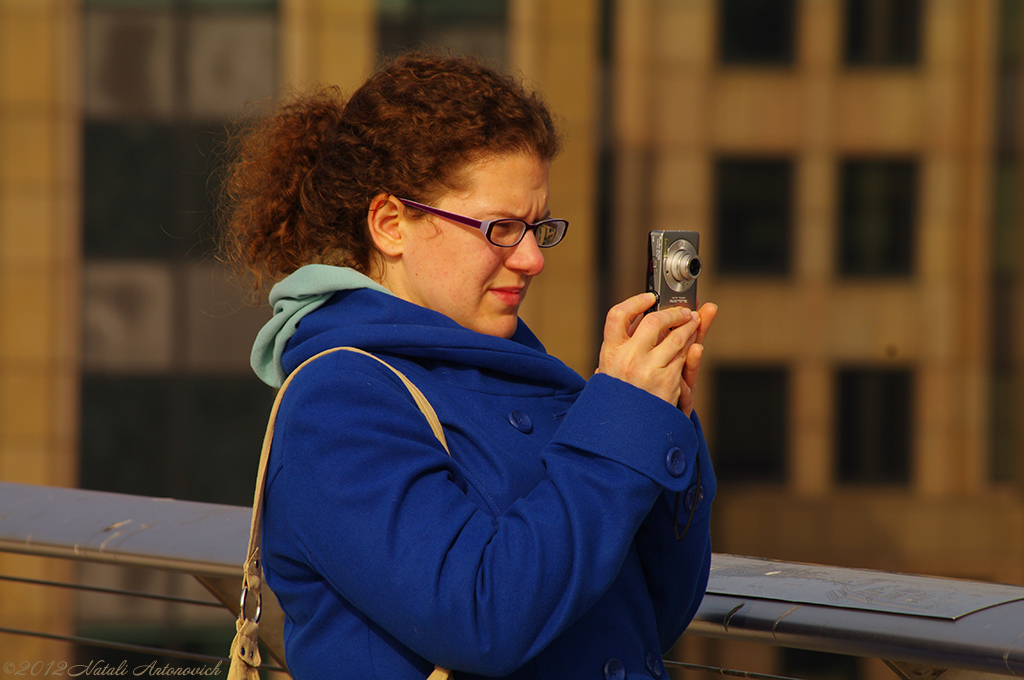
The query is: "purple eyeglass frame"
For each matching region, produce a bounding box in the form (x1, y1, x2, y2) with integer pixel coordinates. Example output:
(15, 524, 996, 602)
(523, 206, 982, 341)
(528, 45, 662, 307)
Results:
(396, 197, 568, 248)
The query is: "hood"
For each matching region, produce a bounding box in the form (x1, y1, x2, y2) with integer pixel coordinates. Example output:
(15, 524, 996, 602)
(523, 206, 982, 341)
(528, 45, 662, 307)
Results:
(251, 265, 393, 387)
(251, 264, 584, 394)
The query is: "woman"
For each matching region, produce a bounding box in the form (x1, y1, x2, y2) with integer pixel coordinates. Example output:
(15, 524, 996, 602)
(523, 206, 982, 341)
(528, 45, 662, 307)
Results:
(222, 53, 717, 680)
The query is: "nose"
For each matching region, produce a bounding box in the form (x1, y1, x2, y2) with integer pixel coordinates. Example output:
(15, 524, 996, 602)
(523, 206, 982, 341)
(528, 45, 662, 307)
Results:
(505, 230, 545, 276)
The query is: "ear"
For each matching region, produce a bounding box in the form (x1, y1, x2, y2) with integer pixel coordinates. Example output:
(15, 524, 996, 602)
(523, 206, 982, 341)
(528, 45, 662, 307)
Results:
(367, 193, 405, 257)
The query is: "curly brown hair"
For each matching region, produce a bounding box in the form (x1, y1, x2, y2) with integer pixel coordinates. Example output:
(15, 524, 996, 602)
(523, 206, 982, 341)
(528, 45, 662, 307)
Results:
(219, 52, 562, 299)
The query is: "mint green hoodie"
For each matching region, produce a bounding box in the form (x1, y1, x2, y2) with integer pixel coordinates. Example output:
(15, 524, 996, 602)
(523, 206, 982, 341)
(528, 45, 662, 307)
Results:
(250, 264, 392, 388)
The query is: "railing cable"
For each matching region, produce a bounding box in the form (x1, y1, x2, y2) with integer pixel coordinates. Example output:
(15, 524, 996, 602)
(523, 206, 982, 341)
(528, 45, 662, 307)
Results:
(666, 659, 806, 680)
(0, 573, 224, 608)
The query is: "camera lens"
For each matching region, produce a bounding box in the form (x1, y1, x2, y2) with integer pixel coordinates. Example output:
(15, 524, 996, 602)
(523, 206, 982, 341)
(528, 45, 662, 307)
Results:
(668, 251, 701, 283)
(687, 256, 702, 278)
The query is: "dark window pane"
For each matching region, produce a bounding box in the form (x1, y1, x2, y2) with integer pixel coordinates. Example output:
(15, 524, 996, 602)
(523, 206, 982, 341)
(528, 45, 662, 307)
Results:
(991, 160, 1021, 482)
(378, 0, 507, 63)
(380, 0, 504, 22)
(83, 123, 227, 259)
(180, 124, 231, 256)
(839, 159, 916, 276)
(179, 376, 276, 506)
(81, 375, 274, 505)
(190, 0, 277, 8)
(85, 0, 277, 7)
(716, 158, 793, 275)
(837, 368, 912, 485)
(783, 649, 859, 680)
(719, 0, 795, 65)
(845, 0, 921, 66)
(713, 367, 788, 483)
(84, 122, 178, 258)
(80, 375, 174, 499)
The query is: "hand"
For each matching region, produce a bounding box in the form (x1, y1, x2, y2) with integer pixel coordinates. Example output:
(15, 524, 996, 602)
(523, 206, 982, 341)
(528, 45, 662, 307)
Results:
(597, 293, 703, 407)
(677, 302, 717, 416)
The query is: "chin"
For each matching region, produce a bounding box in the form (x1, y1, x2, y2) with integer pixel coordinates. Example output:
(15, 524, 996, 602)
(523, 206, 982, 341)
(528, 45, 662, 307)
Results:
(471, 316, 519, 339)
(498, 320, 519, 339)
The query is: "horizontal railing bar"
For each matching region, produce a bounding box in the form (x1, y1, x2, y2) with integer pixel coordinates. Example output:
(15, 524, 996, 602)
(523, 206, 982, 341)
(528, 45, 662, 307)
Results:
(688, 555, 1024, 676)
(0, 574, 225, 608)
(0, 482, 248, 579)
(4, 482, 1024, 676)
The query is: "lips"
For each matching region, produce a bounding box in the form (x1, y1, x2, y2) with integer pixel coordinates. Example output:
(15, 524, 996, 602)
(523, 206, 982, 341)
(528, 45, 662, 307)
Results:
(490, 287, 524, 306)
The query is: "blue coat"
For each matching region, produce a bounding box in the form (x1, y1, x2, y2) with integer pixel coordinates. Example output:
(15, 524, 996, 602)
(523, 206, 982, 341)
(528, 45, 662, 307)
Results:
(256, 267, 716, 680)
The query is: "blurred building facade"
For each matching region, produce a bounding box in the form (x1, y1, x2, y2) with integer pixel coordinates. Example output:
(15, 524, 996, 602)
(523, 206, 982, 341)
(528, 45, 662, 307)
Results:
(0, 0, 1021, 677)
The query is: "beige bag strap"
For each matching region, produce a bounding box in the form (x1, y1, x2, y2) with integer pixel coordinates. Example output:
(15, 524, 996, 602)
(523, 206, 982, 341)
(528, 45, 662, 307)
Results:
(228, 346, 453, 680)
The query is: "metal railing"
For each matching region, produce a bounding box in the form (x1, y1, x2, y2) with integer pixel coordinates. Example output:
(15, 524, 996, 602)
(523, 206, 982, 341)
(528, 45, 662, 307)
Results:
(1, 480, 1022, 679)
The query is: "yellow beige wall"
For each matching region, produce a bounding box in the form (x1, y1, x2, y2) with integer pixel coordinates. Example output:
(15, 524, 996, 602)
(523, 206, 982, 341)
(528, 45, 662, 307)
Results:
(0, 0, 79, 660)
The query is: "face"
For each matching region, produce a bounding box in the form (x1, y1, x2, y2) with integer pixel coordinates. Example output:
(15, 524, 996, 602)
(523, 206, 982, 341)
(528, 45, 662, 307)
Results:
(376, 152, 550, 338)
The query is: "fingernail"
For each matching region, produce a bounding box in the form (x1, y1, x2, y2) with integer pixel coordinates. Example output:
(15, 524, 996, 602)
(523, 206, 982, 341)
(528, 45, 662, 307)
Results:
(690, 311, 700, 323)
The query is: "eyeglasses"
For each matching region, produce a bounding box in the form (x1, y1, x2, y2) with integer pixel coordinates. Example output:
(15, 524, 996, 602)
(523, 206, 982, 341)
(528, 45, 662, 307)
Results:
(396, 197, 568, 248)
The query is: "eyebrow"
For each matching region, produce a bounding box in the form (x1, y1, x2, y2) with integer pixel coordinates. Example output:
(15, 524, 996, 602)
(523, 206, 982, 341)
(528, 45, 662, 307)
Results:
(486, 206, 552, 222)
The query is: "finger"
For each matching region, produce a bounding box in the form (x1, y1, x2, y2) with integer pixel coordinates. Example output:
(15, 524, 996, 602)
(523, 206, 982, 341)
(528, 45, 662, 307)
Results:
(682, 343, 703, 388)
(677, 379, 694, 417)
(645, 311, 701, 368)
(604, 293, 657, 345)
(694, 302, 718, 345)
(626, 308, 645, 337)
(631, 305, 694, 350)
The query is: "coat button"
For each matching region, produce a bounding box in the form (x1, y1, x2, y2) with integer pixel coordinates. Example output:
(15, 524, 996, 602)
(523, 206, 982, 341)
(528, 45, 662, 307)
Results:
(683, 483, 705, 513)
(646, 652, 663, 678)
(603, 658, 625, 680)
(507, 409, 533, 433)
(665, 446, 686, 477)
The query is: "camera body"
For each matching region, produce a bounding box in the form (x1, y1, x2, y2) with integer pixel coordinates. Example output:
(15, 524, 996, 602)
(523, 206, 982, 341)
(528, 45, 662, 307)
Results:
(646, 230, 702, 311)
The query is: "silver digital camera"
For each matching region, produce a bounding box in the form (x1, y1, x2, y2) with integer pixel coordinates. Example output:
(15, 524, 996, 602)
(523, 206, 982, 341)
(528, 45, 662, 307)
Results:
(646, 230, 702, 311)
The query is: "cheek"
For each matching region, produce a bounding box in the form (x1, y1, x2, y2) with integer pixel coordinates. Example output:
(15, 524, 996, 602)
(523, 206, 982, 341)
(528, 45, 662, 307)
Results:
(452, 249, 504, 285)
(420, 251, 483, 303)
(415, 234, 505, 301)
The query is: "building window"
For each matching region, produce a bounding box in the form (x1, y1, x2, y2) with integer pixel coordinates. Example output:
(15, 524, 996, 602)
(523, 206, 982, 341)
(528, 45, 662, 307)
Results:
(83, 121, 225, 259)
(378, 0, 508, 63)
(990, 0, 1022, 484)
(839, 159, 916, 276)
(715, 158, 793, 275)
(844, 0, 922, 66)
(80, 374, 273, 506)
(713, 367, 788, 483)
(837, 368, 913, 485)
(718, 0, 795, 65)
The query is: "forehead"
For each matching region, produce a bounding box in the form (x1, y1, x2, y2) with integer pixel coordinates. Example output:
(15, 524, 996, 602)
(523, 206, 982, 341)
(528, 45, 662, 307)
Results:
(442, 152, 550, 203)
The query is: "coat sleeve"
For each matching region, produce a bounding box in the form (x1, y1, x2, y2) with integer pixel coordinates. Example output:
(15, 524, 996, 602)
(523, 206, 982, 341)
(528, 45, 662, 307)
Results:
(633, 411, 716, 652)
(264, 352, 706, 676)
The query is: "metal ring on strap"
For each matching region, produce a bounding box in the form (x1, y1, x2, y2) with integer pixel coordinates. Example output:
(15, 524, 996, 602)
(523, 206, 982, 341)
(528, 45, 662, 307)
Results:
(239, 586, 262, 624)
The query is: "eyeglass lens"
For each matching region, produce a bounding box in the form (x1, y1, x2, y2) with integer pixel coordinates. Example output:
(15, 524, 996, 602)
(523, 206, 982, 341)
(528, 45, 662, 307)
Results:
(535, 222, 562, 246)
(489, 221, 525, 246)
(489, 220, 566, 247)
